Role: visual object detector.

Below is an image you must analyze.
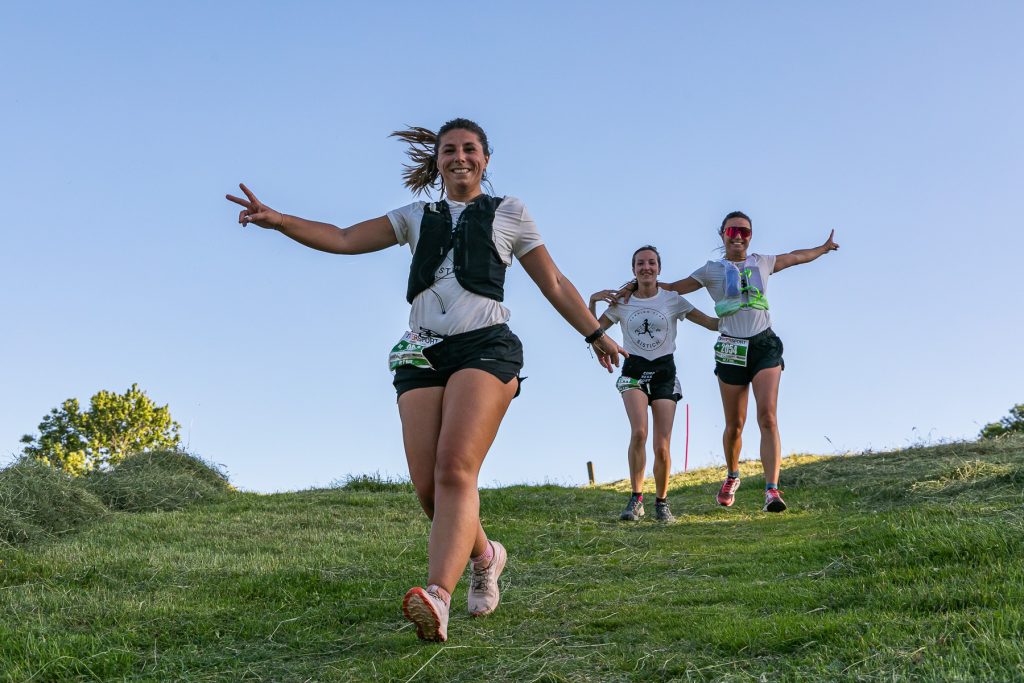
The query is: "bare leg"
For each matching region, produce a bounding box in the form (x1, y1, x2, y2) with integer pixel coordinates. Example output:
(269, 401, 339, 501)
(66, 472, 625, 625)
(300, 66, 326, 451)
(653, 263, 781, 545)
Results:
(427, 369, 517, 593)
(751, 366, 783, 484)
(398, 387, 487, 562)
(650, 399, 677, 499)
(718, 379, 750, 472)
(621, 390, 650, 493)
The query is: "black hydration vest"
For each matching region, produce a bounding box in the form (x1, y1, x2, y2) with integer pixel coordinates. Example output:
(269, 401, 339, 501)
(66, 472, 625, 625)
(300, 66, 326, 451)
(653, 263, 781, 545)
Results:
(406, 195, 506, 304)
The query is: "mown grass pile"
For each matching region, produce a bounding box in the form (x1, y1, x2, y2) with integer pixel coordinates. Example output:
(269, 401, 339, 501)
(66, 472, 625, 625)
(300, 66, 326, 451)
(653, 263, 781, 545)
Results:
(0, 449, 229, 546)
(0, 459, 106, 545)
(85, 449, 231, 512)
(0, 436, 1022, 681)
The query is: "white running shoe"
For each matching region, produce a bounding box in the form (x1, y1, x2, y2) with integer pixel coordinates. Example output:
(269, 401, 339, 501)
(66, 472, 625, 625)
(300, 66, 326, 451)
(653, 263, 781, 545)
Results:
(467, 540, 507, 617)
(402, 585, 449, 642)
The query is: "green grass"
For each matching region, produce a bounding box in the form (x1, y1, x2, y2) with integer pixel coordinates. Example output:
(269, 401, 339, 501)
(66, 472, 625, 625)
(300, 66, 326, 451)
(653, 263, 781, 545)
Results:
(1, 437, 1023, 681)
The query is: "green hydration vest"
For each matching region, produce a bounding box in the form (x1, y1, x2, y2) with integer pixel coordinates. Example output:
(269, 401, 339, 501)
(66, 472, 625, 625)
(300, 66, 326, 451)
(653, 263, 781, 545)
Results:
(406, 195, 506, 304)
(714, 258, 769, 317)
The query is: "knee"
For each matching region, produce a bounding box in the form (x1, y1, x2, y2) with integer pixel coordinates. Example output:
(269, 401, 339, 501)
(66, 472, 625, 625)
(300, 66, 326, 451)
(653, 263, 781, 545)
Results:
(433, 451, 478, 491)
(653, 444, 670, 463)
(757, 411, 778, 433)
(630, 426, 648, 445)
(724, 421, 744, 439)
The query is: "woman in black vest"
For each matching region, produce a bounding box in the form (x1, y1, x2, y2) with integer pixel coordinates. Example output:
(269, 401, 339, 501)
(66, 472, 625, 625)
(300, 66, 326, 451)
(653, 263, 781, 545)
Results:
(227, 118, 624, 642)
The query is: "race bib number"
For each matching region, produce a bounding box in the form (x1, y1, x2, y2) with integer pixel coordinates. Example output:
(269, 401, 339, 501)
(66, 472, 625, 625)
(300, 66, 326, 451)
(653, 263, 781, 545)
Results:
(714, 335, 749, 367)
(388, 331, 442, 371)
(616, 376, 642, 394)
(616, 371, 656, 394)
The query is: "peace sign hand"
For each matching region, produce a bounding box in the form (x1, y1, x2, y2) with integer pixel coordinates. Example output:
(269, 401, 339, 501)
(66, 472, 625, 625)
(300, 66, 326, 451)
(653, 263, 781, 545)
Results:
(226, 183, 285, 230)
(823, 229, 840, 252)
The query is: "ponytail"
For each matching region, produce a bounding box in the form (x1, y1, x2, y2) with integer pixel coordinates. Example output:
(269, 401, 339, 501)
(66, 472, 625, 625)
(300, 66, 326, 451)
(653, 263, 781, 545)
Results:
(390, 126, 440, 196)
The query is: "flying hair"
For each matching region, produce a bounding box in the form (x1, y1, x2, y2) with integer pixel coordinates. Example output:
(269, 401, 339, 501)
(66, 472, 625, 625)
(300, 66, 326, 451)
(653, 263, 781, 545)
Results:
(390, 126, 439, 196)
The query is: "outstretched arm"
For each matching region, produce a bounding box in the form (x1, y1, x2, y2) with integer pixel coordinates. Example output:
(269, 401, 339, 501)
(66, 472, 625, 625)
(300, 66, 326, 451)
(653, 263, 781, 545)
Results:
(663, 276, 703, 295)
(521, 246, 627, 372)
(226, 183, 398, 255)
(773, 230, 840, 273)
(685, 309, 719, 332)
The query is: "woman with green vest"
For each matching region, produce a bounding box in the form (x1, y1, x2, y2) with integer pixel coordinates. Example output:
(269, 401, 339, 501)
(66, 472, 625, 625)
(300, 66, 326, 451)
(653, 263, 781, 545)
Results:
(657, 211, 839, 513)
(226, 118, 624, 643)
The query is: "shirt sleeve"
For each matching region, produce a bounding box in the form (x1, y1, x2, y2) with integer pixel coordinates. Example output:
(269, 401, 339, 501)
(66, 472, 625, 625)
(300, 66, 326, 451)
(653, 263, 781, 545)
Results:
(689, 262, 710, 286)
(758, 253, 777, 276)
(386, 202, 420, 246)
(673, 294, 696, 319)
(502, 197, 545, 259)
(604, 304, 621, 324)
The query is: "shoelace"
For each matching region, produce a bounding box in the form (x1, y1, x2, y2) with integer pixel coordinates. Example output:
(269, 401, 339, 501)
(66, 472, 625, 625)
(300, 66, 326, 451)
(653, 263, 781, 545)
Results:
(470, 565, 491, 591)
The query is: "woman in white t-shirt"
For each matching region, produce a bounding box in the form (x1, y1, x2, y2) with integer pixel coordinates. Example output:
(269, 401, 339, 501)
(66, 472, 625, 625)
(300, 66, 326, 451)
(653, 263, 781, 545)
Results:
(662, 211, 839, 513)
(590, 246, 718, 524)
(227, 118, 624, 643)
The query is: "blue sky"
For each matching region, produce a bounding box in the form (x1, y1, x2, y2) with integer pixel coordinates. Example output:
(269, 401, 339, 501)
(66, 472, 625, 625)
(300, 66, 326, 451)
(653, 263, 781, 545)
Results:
(3, 2, 1021, 492)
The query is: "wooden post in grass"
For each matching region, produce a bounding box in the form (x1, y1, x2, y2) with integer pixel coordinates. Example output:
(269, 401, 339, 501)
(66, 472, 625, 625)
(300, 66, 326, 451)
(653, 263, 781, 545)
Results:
(587, 461, 595, 486)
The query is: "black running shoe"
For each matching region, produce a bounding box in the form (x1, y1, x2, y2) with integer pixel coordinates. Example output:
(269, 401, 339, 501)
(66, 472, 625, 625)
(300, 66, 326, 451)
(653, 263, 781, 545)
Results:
(654, 501, 676, 523)
(619, 496, 644, 521)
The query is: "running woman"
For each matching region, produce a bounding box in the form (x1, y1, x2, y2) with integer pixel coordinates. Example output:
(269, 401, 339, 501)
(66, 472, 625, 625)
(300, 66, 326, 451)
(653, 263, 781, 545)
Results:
(590, 246, 718, 523)
(657, 212, 839, 512)
(226, 119, 625, 642)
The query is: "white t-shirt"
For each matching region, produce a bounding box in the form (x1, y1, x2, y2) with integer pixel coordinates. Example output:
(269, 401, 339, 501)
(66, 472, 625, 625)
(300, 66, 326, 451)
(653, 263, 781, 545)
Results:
(690, 253, 776, 338)
(387, 196, 544, 336)
(604, 289, 695, 361)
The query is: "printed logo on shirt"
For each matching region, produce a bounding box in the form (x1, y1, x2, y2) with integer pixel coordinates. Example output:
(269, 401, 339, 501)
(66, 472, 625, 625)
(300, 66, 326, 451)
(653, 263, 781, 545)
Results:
(435, 252, 455, 281)
(627, 309, 669, 352)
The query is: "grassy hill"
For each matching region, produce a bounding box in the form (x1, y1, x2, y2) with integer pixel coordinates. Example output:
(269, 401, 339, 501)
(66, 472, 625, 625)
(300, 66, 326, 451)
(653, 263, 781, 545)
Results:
(1, 437, 1022, 682)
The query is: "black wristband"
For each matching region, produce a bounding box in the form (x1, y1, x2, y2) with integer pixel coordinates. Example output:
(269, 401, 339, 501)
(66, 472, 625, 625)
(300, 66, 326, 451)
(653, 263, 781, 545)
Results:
(584, 328, 605, 344)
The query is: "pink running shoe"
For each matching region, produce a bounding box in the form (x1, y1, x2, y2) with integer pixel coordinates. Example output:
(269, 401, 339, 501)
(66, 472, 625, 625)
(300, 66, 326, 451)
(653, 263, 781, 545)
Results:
(402, 585, 449, 642)
(763, 489, 788, 513)
(468, 540, 507, 617)
(716, 476, 740, 507)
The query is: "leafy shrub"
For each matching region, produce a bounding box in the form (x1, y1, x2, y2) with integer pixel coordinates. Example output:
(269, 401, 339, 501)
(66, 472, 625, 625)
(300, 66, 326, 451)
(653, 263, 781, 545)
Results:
(980, 404, 1024, 439)
(21, 384, 180, 475)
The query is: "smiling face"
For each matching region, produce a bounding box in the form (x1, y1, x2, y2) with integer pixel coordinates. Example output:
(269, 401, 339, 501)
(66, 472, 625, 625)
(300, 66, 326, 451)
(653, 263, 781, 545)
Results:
(721, 216, 752, 260)
(632, 249, 661, 285)
(436, 128, 489, 201)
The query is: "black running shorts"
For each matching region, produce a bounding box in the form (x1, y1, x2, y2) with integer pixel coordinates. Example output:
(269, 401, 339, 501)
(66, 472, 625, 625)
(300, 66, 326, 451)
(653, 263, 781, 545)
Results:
(617, 354, 682, 404)
(392, 324, 524, 399)
(714, 328, 784, 386)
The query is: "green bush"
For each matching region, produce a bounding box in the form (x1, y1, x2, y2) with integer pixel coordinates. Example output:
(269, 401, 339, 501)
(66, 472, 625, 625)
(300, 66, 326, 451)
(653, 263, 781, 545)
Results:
(20, 384, 181, 475)
(0, 458, 107, 544)
(980, 404, 1024, 439)
(83, 449, 231, 512)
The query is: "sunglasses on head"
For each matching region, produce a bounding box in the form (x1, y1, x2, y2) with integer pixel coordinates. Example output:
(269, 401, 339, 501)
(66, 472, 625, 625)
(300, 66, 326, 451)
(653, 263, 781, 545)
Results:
(724, 226, 752, 239)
